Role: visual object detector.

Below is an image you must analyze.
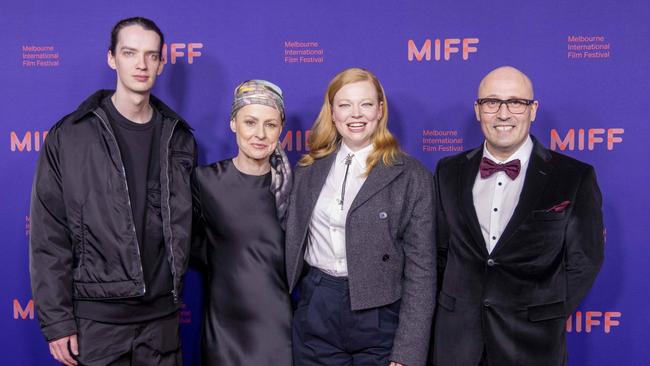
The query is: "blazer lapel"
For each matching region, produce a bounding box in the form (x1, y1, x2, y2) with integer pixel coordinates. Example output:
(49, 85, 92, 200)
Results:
(348, 156, 405, 214)
(304, 152, 337, 219)
(492, 141, 553, 254)
(459, 147, 489, 255)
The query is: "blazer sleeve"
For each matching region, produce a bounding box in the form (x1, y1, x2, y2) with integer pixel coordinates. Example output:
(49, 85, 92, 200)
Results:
(390, 164, 436, 366)
(565, 165, 605, 313)
(29, 127, 77, 342)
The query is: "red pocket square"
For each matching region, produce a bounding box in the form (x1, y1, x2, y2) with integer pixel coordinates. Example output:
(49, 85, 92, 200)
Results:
(547, 200, 571, 212)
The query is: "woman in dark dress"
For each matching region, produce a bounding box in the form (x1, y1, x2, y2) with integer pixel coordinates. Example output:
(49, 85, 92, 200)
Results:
(191, 80, 293, 365)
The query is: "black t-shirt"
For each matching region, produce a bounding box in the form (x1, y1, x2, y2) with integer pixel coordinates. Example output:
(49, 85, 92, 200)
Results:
(75, 96, 176, 323)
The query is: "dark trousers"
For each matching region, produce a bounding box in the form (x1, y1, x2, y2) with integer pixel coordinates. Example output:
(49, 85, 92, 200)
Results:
(293, 268, 400, 366)
(75, 311, 182, 366)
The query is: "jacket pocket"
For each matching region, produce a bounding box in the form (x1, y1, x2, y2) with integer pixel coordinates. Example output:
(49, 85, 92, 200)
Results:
(78, 205, 87, 267)
(437, 291, 456, 312)
(72, 205, 86, 281)
(527, 300, 566, 321)
(531, 210, 566, 221)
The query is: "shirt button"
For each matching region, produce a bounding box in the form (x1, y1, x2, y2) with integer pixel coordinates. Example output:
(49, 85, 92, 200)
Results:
(379, 212, 388, 219)
(382, 254, 390, 262)
(491, 236, 496, 240)
(493, 208, 498, 212)
(498, 182, 503, 186)
(487, 259, 495, 266)
(483, 300, 491, 307)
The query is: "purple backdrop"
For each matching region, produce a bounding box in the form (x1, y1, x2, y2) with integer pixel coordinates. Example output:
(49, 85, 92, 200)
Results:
(1, 0, 648, 364)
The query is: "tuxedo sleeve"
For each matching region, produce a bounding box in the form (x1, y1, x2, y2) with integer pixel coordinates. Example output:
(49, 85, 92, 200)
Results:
(565, 165, 605, 313)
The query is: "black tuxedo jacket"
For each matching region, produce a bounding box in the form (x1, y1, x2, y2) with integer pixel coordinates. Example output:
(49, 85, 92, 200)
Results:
(430, 139, 604, 366)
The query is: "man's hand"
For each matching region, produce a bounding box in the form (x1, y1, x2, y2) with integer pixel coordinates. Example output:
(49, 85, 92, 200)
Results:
(389, 362, 405, 366)
(49, 334, 78, 366)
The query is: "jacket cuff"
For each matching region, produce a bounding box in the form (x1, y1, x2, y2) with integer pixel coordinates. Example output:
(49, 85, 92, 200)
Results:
(42, 318, 77, 342)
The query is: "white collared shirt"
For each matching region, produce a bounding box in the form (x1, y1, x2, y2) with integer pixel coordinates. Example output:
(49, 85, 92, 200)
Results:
(472, 135, 533, 253)
(304, 143, 373, 277)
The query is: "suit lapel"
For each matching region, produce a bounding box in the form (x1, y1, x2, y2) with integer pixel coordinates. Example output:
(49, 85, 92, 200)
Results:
(348, 156, 405, 214)
(492, 141, 553, 254)
(459, 147, 489, 255)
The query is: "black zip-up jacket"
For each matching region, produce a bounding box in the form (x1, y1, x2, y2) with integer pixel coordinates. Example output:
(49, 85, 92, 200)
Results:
(29, 90, 196, 341)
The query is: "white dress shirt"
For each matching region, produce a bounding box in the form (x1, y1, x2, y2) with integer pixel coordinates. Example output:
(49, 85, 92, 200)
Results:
(472, 136, 533, 253)
(304, 143, 373, 277)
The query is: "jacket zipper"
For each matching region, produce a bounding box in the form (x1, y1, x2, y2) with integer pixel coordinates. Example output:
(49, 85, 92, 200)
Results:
(165, 119, 180, 302)
(93, 110, 146, 295)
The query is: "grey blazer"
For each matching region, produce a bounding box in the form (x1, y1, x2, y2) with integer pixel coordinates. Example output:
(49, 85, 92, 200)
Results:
(286, 151, 436, 366)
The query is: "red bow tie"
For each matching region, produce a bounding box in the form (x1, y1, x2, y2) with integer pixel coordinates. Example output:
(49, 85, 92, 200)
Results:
(479, 157, 521, 180)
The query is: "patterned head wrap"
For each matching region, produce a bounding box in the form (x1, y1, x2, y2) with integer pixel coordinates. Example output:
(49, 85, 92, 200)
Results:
(230, 79, 285, 122)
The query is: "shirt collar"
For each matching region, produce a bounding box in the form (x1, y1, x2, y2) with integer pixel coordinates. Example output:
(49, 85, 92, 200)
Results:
(338, 142, 373, 170)
(482, 135, 533, 166)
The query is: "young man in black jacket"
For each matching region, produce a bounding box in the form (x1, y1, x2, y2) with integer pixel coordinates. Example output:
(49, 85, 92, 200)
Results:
(29, 17, 196, 366)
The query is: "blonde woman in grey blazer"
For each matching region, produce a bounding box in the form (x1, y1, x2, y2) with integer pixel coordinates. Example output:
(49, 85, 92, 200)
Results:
(285, 68, 436, 366)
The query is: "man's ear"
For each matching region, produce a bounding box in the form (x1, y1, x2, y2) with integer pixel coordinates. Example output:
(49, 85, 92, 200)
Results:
(107, 50, 117, 70)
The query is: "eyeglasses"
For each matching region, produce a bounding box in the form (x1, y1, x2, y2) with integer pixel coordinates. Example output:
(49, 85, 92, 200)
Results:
(476, 98, 535, 114)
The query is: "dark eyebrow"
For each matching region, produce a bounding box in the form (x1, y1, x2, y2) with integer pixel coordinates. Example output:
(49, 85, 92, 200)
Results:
(119, 47, 159, 54)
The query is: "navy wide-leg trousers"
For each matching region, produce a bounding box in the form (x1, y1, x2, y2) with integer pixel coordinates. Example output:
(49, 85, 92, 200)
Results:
(293, 268, 400, 366)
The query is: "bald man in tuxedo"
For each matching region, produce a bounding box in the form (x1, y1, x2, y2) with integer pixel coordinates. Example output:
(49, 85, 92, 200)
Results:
(430, 66, 604, 366)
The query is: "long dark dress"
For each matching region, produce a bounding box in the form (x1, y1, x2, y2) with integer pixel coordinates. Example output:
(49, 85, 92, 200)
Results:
(192, 159, 292, 365)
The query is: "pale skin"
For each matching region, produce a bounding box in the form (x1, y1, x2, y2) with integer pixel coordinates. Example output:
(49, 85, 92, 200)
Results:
(331, 80, 383, 152)
(48, 24, 165, 366)
(230, 104, 283, 175)
(474, 66, 539, 161)
(107, 24, 165, 124)
(49, 334, 78, 366)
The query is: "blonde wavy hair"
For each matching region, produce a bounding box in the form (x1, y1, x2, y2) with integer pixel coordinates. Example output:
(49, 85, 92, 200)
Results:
(299, 68, 400, 174)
